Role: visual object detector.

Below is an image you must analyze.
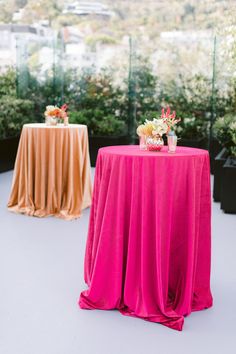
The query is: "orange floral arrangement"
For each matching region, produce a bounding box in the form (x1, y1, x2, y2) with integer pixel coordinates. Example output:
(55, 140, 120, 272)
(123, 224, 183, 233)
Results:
(44, 104, 68, 120)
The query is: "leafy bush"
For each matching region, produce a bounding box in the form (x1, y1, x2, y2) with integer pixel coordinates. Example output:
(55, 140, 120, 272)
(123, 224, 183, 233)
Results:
(0, 69, 17, 98)
(24, 70, 68, 122)
(1, 58, 236, 141)
(213, 114, 236, 157)
(231, 124, 236, 157)
(69, 110, 126, 136)
(65, 69, 127, 136)
(92, 115, 126, 136)
(85, 35, 117, 49)
(132, 58, 159, 124)
(0, 96, 35, 139)
(69, 111, 89, 125)
(176, 117, 209, 139)
(68, 69, 127, 117)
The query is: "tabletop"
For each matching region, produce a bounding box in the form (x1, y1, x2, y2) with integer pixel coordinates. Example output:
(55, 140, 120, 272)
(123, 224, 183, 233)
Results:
(98, 145, 209, 158)
(24, 123, 87, 129)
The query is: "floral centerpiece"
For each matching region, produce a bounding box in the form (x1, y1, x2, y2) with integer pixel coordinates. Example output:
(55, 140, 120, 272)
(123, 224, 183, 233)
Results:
(137, 107, 180, 152)
(44, 104, 69, 126)
(161, 107, 181, 132)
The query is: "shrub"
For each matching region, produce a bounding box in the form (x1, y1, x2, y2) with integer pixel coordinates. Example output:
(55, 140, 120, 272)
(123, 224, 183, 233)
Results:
(1, 60, 236, 142)
(157, 75, 215, 140)
(66, 69, 128, 136)
(176, 117, 208, 139)
(213, 114, 236, 157)
(69, 110, 126, 136)
(69, 69, 127, 118)
(85, 34, 117, 48)
(132, 58, 159, 125)
(0, 69, 17, 98)
(0, 96, 35, 139)
(91, 114, 126, 136)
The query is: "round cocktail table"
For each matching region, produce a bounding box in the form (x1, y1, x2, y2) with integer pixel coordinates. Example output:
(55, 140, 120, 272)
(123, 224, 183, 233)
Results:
(79, 145, 213, 331)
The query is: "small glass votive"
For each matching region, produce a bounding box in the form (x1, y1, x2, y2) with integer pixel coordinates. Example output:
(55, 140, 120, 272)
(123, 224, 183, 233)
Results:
(46, 116, 58, 126)
(139, 135, 147, 150)
(167, 132, 177, 153)
(64, 116, 69, 126)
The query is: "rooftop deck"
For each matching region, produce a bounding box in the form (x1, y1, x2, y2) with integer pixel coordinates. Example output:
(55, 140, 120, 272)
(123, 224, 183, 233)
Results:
(0, 170, 235, 354)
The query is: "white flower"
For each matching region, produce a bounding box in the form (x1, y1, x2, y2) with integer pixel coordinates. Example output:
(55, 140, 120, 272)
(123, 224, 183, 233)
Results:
(115, 109, 120, 117)
(46, 105, 56, 110)
(152, 118, 168, 136)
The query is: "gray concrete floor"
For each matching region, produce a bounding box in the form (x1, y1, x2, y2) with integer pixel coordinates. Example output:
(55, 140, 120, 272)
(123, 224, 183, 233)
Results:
(0, 169, 236, 354)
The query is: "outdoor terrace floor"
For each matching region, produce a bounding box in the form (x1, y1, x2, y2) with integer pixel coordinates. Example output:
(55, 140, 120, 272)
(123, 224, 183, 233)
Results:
(0, 170, 236, 354)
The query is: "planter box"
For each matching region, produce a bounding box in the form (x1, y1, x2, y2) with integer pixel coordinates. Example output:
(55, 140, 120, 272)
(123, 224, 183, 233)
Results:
(220, 157, 236, 213)
(0, 136, 20, 173)
(209, 138, 222, 174)
(89, 135, 129, 167)
(178, 137, 206, 149)
(213, 148, 228, 202)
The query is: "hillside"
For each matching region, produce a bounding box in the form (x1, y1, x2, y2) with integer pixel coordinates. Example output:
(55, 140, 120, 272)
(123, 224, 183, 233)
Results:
(0, 0, 235, 36)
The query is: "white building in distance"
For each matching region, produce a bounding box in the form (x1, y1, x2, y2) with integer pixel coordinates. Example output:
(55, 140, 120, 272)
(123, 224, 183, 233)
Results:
(0, 24, 55, 72)
(63, 1, 114, 17)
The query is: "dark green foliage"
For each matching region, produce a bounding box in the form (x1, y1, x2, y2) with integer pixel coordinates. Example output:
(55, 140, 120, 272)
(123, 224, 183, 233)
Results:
(133, 58, 159, 124)
(213, 114, 236, 156)
(62, 69, 128, 136)
(0, 69, 17, 98)
(0, 96, 35, 139)
(70, 111, 126, 136)
(0, 59, 236, 140)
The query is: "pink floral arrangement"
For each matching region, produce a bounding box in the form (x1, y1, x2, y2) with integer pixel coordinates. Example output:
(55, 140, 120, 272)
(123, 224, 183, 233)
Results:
(161, 107, 181, 132)
(137, 107, 181, 138)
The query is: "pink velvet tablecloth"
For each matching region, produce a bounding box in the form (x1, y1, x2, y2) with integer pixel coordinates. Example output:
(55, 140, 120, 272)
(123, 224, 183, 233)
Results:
(79, 145, 213, 331)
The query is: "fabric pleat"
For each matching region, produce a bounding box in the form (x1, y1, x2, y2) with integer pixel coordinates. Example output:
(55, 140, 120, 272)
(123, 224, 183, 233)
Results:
(79, 145, 213, 331)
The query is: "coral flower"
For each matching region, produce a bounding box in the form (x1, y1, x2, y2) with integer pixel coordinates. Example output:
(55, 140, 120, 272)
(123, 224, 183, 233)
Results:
(61, 104, 68, 111)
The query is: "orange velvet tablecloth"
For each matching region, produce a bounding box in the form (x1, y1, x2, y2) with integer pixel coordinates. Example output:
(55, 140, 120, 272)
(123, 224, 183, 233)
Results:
(8, 123, 92, 220)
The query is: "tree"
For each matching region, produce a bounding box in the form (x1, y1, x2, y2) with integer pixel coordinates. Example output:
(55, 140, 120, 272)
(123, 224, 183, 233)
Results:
(0, 0, 17, 22)
(23, 0, 61, 25)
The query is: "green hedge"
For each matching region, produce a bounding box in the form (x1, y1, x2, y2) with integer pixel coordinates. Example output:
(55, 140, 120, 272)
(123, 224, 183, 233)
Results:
(0, 96, 35, 139)
(0, 69, 16, 98)
(69, 111, 126, 136)
(0, 63, 236, 142)
(213, 114, 236, 157)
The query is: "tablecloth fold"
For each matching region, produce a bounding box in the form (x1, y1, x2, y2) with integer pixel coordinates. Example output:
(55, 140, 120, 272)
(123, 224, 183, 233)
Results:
(79, 146, 213, 330)
(8, 124, 92, 220)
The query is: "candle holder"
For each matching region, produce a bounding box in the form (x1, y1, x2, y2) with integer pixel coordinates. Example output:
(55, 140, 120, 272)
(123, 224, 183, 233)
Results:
(146, 134, 164, 152)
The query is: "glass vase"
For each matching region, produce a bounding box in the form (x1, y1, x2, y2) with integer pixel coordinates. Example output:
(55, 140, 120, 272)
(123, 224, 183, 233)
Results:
(139, 135, 147, 150)
(46, 116, 58, 126)
(64, 116, 69, 126)
(146, 135, 164, 151)
(167, 132, 177, 153)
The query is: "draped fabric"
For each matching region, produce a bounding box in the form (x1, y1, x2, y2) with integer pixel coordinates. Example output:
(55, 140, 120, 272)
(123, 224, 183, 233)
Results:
(8, 124, 92, 220)
(79, 145, 213, 331)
